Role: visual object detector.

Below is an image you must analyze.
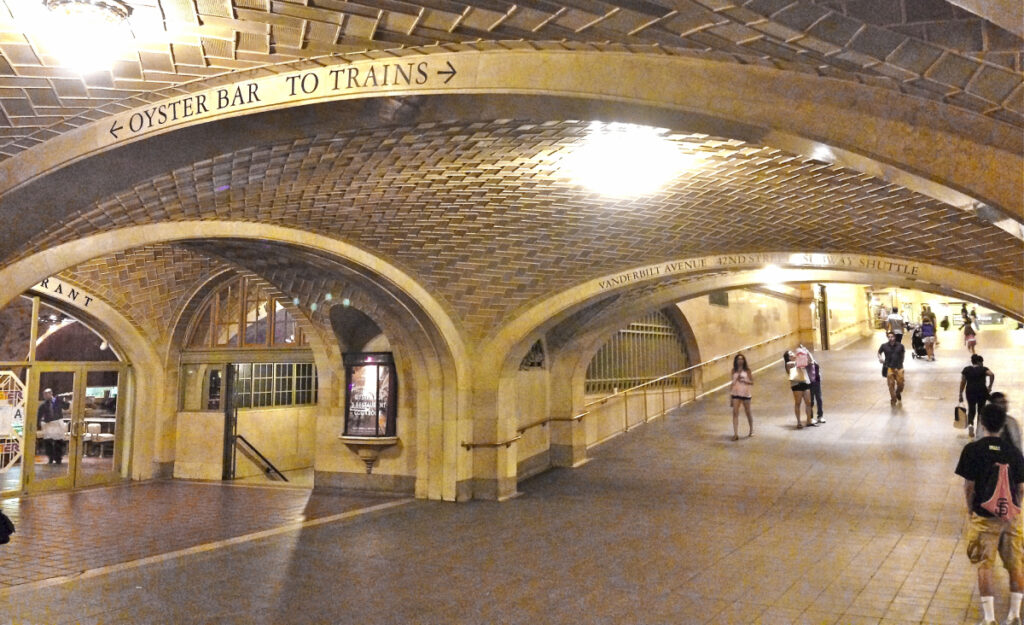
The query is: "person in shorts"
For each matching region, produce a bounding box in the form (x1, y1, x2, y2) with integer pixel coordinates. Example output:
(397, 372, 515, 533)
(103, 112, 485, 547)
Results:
(728, 353, 754, 441)
(783, 349, 813, 429)
(955, 404, 1024, 625)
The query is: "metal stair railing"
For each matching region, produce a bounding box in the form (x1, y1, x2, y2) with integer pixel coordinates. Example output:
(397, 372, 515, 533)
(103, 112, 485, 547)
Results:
(234, 434, 288, 482)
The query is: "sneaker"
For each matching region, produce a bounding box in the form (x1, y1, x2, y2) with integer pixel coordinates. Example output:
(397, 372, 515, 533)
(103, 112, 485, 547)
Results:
(1005, 616, 1021, 625)
(817, 416, 826, 424)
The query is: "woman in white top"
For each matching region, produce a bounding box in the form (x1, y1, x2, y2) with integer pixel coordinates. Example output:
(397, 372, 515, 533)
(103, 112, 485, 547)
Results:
(730, 353, 754, 441)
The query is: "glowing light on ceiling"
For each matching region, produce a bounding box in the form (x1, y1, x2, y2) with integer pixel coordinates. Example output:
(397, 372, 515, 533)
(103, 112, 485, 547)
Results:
(560, 123, 702, 197)
(13, 0, 133, 73)
(759, 264, 788, 289)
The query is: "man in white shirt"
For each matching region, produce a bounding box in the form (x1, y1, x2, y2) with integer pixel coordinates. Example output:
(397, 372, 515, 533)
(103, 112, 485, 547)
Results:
(886, 307, 906, 344)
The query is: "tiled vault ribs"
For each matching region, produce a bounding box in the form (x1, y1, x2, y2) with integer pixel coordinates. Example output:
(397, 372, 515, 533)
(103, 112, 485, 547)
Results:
(14, 122, 1023, 339)
(0, 0, 1018, 158)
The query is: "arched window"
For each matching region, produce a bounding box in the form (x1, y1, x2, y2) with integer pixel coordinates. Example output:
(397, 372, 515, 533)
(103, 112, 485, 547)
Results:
(185, 276, 308, 349)
(180, 275, 316, 411)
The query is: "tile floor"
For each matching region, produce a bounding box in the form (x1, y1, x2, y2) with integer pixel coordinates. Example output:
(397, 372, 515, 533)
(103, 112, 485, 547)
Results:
(0, 328, 1022, 625)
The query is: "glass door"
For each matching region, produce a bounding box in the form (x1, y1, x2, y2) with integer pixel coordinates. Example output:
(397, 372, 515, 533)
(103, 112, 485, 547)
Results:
(26, 368, 76, 491)
(25, 365, 124, 492)
(77, 368, 123, 487)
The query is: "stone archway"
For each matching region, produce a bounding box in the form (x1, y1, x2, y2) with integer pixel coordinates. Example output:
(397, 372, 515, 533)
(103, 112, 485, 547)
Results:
(0, 222, 471, 501)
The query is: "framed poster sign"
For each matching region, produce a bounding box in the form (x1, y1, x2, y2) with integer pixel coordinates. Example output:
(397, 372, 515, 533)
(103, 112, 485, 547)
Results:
(343, 353, 397, 437)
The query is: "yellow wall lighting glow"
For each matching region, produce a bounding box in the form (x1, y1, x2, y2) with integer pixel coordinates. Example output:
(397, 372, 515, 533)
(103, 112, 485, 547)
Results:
(560, 122, 701, 197)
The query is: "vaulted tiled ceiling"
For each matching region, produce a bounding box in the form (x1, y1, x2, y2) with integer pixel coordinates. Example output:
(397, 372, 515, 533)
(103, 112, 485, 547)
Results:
(43, 121, 1021, 338)
(0, 0, 1018, 157)
(1, 0, 1021, 335)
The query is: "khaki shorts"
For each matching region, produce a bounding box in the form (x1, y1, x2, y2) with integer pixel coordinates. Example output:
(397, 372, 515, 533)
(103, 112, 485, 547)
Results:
(966, 513, 1024, 573)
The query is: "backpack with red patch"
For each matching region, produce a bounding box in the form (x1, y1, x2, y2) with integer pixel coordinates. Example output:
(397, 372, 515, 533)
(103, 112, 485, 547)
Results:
(980, 458, 1022, 522)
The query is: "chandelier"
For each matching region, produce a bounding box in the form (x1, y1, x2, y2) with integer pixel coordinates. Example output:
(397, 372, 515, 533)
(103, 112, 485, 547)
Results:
(42, 0, 132, 23)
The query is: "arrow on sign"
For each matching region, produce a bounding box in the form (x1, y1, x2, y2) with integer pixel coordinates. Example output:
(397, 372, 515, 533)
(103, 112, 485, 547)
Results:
(437, 61, 456, 84)
(110, 120, 123, 139)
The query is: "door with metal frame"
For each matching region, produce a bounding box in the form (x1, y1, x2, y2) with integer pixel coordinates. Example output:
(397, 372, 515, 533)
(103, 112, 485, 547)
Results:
(25, 364, 125, 492)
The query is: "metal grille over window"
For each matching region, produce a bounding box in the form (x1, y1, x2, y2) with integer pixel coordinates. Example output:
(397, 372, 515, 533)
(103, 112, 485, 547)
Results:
(585, 310, 691, 395)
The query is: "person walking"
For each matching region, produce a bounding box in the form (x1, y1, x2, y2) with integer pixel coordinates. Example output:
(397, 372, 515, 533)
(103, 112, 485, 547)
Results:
(961, 354, 995, 438)
(955, 404, 1024, 625)
(920, 315, 937, 361)
(963, 315, 979, 355)
(877, 331, 906, 406)
(886, 307, 906, 344)
(729, 353, 754, 441)
(783, 349, 813, 428)
(989, 392, 1021, 451)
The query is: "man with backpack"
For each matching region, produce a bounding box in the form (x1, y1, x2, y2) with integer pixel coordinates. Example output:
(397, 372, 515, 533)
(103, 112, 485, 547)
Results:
(956, 404, 1024, 625)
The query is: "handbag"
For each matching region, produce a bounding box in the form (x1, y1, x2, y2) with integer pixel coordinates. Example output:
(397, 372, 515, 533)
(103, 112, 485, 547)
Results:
(881, 365, 888, 378)
(954, 404, 968, 429)
(41, 419, 65, 440)
(788, 366, 808, 384)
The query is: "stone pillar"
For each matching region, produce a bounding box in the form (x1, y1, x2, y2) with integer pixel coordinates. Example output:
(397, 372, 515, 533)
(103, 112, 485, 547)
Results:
(797, 284, 817, 349)
(468, 372, 519, 501)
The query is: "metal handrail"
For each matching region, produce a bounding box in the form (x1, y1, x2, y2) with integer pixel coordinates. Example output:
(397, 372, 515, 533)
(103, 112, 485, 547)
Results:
(235, 434, 288, 482)
(580, 331, 795, 410)
(461, 435, 522, 450)
(477, 330, 800, 445)
(827, 320, 867, 336)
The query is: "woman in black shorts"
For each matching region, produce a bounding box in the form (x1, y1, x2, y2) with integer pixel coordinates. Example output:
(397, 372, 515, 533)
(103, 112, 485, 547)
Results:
(783, 350, 814, 429)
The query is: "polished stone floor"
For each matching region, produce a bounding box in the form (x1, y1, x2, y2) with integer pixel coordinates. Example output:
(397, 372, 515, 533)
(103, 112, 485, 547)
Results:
(1, 328, 1022, 625)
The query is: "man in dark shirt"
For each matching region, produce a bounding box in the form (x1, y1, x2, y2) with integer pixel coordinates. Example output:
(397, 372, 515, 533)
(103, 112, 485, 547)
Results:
(877, 331, 906, 406)
(956, 404, 1024, 625)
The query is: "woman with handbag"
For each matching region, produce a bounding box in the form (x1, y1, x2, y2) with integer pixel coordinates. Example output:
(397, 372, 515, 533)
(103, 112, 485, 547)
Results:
(783, 350, 813, 429)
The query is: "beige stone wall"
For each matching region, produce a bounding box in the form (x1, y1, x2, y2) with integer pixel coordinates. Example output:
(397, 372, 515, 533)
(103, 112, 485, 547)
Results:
(173, 405, 316, 480)
(677, 289, 802, 389)
(821, 284, 872, 350)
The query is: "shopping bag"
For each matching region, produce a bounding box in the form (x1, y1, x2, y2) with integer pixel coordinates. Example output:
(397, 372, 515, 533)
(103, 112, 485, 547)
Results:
(954, 404, 968, 429)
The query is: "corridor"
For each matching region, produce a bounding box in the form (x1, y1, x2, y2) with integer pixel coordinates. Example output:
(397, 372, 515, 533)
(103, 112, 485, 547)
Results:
(2, 329, 1023, 625)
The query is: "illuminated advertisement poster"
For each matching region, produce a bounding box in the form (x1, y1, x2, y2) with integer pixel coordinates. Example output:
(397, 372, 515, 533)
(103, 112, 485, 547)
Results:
(343, 353, 396, 437)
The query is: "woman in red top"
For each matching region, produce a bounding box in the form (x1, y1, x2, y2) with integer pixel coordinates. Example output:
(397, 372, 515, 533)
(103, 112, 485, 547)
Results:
(730, 353, 754, 441)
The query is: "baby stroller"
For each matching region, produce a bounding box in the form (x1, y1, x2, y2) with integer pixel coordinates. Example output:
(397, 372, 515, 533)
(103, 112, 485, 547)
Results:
(909, 324, 927, 359)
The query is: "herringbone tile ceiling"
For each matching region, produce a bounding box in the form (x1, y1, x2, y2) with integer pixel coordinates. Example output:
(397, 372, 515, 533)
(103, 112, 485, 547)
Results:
(0, 0, 1019, 337)
(44, 121, 1022, 339)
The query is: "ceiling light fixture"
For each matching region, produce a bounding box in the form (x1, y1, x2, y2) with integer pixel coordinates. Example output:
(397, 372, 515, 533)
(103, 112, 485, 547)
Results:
(29, 0, 134, 72)
(560, 122, 702, 198)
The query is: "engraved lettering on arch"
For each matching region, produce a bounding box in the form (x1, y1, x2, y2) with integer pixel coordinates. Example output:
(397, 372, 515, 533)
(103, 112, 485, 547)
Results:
(32, 278, 94, 309)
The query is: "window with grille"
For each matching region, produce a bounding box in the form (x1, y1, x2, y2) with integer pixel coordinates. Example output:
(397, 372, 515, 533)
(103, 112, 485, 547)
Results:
(585, 310, 691, 395)
(228, 362, 317, 409)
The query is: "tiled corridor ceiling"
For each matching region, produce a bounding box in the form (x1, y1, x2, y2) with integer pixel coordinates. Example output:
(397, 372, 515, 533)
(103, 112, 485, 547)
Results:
(42, 122, 1022, 337)
(0, 0, 1018, 158)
